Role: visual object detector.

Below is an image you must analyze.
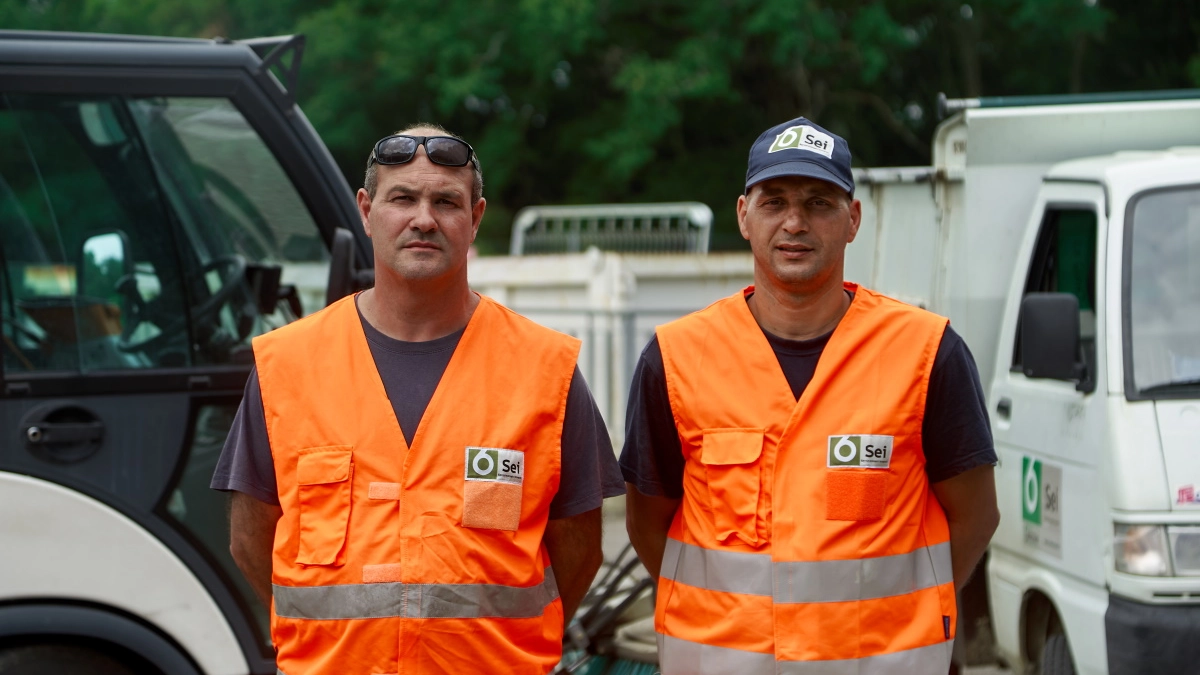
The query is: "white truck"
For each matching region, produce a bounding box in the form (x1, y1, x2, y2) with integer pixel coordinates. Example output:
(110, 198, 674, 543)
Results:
(472, 94, 1200, 675)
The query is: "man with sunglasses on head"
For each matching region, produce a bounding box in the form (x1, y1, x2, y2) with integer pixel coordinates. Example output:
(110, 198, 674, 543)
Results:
(212, 124, 624, 674)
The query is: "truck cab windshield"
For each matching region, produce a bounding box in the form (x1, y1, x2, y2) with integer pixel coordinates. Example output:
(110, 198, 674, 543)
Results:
(1127, 186, 1200, 396)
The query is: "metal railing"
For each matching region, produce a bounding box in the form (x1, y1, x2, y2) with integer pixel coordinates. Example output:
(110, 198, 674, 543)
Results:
(509, 202, 712, 256)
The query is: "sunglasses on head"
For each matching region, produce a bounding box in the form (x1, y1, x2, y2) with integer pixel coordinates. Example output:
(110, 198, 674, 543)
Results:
(369, 134, 477, 169)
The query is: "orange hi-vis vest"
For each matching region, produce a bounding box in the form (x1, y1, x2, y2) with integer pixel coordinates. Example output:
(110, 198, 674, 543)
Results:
(254, 294, 580, 675)
(654, 283, 955, 674)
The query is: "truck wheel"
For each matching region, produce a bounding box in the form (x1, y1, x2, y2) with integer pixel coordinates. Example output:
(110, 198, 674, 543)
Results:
(0, 645, 139, 675)
(1041, 633, 1077, 675)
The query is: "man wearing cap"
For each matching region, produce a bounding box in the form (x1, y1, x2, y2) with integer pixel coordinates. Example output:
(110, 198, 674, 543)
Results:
(621, 117, 999, 673)
(213, 124, 624, 674)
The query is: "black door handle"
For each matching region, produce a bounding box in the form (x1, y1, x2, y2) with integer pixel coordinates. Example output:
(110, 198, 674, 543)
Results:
(20, 402, 105, 463)
(996, 397, 1012, 420)
(24, 421, 104, 445)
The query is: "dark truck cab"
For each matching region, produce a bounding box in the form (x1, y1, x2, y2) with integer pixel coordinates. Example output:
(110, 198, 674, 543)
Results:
(0, 31, 368, 674)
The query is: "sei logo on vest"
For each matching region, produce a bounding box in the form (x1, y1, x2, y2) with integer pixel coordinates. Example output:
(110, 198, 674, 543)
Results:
(827, 435, 894, 468)
(465, 447, 525, 485)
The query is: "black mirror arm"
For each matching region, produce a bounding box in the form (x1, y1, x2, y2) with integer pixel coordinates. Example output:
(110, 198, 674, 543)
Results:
(276, 284, 303, 319)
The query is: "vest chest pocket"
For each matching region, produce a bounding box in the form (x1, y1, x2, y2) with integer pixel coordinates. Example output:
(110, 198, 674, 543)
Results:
(699, 429, 765, 546)
(295, 446, 353, 565)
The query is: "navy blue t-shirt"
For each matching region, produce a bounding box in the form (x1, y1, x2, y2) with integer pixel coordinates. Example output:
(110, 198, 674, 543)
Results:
(619, 313, 996, 499)
(212, 303, 625, 519)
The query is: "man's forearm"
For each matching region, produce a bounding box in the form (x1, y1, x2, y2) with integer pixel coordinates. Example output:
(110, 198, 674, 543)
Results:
(931, 464, 1000, 591)
(625, 486, 681, 581)
(235, 543, 275, 608)
(229, 492, 282, 609)
(947, 516, 995, 590)
(544, 508, 604, 624)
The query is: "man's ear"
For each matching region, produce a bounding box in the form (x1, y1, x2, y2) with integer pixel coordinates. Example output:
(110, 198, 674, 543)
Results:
(736, 194, 751, 241)
(470, 197, 487, 243)
(847, 198, 862, 244)
(357, 188, 373, 238)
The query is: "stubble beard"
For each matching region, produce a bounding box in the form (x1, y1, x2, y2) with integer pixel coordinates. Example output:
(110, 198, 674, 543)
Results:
(760, 246, 842, 295)
(376, 237, 458, 282)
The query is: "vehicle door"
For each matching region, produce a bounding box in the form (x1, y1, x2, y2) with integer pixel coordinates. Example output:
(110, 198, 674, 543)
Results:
(987, 181, 1110, 674)
(0, 51, 355, 675)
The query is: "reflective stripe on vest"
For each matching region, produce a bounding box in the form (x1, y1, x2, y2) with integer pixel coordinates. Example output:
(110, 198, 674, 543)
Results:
(274, 567, 559, 620)
(659, 634, 953, 674)
(661, 538, 952, 603)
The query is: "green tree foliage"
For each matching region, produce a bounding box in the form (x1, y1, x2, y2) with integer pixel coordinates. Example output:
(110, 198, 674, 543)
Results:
(4, 0, 1196, 251)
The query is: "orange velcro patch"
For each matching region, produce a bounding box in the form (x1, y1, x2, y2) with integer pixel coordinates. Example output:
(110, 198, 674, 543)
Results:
(462, 481, 522, 531)
(825, 471, 887, 521)
(362, 563, 404, 584)
(368, 482, 401, 500)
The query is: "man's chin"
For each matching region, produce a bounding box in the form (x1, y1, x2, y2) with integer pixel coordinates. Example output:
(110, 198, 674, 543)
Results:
(382, 259, 452, 282)
(769, 262, 819, 284)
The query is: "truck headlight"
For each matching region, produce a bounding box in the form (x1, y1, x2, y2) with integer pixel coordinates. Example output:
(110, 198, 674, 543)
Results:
(1168, 526, 1200, 576)
(1114, 524, 1172, 576)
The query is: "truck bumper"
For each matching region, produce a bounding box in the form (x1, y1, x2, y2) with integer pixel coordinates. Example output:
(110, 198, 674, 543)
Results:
(1106, 595, 1200, 675)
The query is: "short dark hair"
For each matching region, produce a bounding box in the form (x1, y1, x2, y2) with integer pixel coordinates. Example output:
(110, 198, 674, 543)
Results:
(363, 123, 483, 204)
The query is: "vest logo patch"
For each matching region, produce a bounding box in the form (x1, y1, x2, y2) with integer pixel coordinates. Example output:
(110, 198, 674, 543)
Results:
(768, 125, 836, 159)
(465, 447, 524, 485)
(827, 435, 893, 469)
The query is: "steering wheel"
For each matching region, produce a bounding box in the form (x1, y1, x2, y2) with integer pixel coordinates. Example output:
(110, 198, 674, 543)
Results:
(118, 254, 248, 354)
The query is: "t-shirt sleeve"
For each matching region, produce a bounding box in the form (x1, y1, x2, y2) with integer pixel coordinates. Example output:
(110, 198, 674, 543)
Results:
(210, 367, 280, 505)
(922, 325, 998, 483)
(618, 336, 685, 499)
(549, 366, 625, 520)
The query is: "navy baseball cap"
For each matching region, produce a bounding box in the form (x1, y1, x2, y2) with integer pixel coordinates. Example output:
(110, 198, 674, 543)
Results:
(745, 117, 854, 196)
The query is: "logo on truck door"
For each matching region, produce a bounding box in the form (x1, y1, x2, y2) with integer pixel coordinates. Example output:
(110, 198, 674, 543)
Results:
(1022, 456, 1062, 558)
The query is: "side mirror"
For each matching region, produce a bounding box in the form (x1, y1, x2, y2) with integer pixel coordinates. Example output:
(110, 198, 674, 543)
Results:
(326, 228, 355, 307)
(1020, 293, 1086, 383)
(79, 230, 133, 300)
(325, 228, 374, 307)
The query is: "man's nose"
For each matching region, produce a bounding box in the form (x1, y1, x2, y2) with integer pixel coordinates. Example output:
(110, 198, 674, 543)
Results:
(410, 200, 438, 232)
(780, 205, 809, 234)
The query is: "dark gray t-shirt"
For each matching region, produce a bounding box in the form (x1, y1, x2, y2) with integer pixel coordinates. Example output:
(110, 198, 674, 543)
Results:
(211, 305, 625, 519)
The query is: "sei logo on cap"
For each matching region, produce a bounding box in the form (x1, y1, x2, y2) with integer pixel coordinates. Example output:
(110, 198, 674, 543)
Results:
(827, 435, 893, 468)
(768, 125, 836, 159)
(465, 447, 525, 485)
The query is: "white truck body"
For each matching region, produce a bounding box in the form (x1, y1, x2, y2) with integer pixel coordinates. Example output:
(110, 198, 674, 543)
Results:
(468, 248, 753, 445)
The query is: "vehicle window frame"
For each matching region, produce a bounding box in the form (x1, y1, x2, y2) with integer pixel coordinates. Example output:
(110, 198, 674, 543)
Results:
(1010, 199, 1100, 389)
(1122, 182, 1200, 402)
(0, 65, 358, 399)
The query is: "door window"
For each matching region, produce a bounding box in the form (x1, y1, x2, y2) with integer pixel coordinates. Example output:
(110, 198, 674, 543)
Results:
(1012, 207, 1098, 384)
(0, 94, 327, 374)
